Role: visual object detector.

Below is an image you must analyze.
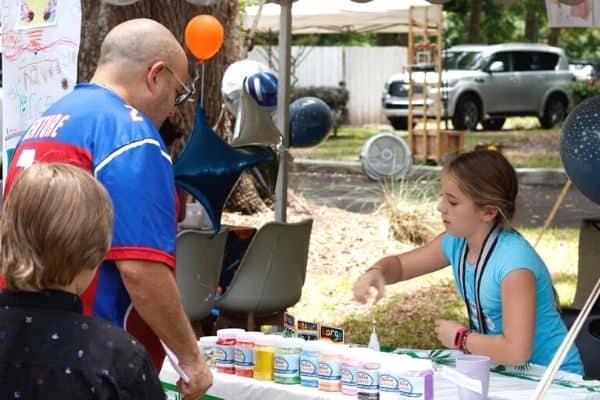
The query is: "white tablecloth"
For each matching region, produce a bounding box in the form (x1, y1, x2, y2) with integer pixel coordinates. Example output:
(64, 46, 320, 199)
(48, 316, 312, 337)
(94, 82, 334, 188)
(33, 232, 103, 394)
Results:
(160, 349, 600, 400)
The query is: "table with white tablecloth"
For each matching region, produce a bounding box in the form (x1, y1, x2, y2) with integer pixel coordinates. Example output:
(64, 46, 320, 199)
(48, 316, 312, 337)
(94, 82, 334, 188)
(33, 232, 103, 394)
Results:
(160, 349, 600, 400)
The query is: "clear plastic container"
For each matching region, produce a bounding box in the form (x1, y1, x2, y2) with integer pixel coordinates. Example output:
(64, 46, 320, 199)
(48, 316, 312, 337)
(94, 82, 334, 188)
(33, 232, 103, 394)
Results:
(254, 335, 280, 381)
(215, 328, 245, 374)
(318, 344, 344, 392)
(354, 348, 381, 400)
(198, 335, 218, 368)
(341, 347, 362, 396)
(300, 340, 321, 388)
(379, 355, 433, 400)
(234, 332, 262, 378)
(274, 338, 303, 384)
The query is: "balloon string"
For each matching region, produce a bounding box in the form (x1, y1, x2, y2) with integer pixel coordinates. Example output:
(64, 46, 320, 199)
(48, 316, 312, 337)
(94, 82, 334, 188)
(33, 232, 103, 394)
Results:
(200, 62, 205, 108)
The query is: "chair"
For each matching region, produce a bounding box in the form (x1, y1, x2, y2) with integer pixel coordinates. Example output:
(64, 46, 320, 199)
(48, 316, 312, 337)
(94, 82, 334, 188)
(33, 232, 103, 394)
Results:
(175, 229, 228, 322)
(560, 308, 600, 379)
(215, 219, 313, 331)
(572, 218, 600, 312)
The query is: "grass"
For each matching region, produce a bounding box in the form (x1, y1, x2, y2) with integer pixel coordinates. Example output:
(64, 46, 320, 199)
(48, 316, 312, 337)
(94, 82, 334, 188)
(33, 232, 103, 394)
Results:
(290, 117, 562, 168)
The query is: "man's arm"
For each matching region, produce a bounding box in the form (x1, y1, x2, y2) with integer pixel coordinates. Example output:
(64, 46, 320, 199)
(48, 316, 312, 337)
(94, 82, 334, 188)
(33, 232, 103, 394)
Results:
(116, 259, 212, 398)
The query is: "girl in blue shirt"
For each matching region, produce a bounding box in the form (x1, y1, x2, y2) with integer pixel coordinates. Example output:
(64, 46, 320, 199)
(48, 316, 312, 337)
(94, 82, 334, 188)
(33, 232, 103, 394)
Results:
(353, 150, 583, 374)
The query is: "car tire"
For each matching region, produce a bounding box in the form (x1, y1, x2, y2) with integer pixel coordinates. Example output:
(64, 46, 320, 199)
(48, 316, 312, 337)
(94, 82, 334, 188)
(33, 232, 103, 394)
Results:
(481, 118, 505, 131)
(452, 94, 480, 131)
(539, 95, 566, 129)
(388, 117, 410, 131)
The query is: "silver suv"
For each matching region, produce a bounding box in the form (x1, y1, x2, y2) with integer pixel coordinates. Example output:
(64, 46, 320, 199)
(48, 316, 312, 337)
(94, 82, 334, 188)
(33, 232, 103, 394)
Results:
(382, 43, 574, 131)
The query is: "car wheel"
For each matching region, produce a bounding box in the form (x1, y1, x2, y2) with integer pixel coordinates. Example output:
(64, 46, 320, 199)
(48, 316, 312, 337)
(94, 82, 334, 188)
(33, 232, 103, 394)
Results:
(481, 118, 505, 131)
(388, 117, 409, 131)
(452, 94, 480, 131)
(539, 95, 566, 129)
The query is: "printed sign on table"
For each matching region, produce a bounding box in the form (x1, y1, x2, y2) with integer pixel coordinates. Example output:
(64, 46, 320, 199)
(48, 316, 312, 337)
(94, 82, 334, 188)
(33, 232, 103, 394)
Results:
(320, 325, 344, 344)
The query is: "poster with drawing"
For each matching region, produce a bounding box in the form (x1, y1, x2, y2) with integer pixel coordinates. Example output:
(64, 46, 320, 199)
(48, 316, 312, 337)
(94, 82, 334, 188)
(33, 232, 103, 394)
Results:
(546, 0, 594, 27)
(1, 0, 80, 181)
(16, 0, 58, 29)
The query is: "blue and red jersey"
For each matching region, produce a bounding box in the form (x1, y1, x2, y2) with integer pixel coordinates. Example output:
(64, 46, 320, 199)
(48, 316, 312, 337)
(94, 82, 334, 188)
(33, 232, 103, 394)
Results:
(3, 83, 178, 369)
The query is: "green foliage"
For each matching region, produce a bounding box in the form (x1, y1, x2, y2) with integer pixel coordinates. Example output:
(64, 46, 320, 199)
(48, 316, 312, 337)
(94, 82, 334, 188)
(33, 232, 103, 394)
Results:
(445, 0, 546, 46)
(253, 32, 375, 47)
(559, 28, 600, 60)
(571, 81, 600, 107)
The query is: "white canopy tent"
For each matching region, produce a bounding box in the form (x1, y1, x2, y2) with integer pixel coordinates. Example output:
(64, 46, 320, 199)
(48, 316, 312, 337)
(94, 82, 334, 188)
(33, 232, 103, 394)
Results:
(244, 0, 442, 34)
(244, 0, 442, 221)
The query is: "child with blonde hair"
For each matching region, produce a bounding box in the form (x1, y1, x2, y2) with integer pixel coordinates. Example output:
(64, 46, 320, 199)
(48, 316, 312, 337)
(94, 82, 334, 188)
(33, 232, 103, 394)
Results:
(0, 163, 164, 399)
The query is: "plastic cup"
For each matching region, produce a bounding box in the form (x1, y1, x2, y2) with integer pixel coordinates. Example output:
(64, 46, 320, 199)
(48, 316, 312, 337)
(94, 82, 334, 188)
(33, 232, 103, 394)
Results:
(455, 355, 490, 400)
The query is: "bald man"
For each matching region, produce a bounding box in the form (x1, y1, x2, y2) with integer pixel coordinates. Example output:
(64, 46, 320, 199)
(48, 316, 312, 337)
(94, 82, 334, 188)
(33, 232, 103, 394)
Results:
(4, 19, 212, 399)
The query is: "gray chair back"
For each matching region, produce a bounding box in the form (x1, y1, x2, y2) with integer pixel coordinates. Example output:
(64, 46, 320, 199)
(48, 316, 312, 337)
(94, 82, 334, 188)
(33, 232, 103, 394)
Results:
(561, 309, 600, 380)
(176, 229, 228, 321)
(216, 219, 313, 315)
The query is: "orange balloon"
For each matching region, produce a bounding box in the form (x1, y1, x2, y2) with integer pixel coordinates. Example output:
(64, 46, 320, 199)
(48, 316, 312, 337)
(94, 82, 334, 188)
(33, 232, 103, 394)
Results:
(185, 14, 225, 61)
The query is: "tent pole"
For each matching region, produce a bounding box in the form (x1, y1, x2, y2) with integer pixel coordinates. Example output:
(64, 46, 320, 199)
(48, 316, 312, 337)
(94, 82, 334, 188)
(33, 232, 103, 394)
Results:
(275, 0, 293, 223)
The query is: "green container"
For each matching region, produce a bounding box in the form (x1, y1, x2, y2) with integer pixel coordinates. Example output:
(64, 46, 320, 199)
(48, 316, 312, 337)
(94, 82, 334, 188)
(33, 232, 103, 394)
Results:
(273, 338, 303, 384)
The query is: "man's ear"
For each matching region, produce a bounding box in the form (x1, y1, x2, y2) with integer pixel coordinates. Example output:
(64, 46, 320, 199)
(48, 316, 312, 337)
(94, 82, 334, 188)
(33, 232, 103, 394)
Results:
(146, 61, 166, 92)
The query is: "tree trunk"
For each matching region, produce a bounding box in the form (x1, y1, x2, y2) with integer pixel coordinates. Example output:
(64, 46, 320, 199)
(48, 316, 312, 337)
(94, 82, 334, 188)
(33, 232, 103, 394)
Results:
(468, 0, 482, 44)
(524, 6, 538, 42)
(78, 0, 267, 215)
(548, 27, 561, 46)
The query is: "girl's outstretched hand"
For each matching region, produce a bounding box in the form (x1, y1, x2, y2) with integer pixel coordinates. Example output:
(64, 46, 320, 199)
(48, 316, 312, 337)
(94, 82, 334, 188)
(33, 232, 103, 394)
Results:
(353, 267, 386, 304)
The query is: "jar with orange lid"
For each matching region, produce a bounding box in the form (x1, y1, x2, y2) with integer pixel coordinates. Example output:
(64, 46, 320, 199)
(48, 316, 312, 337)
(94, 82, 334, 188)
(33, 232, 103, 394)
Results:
(318, 344, 344, 392)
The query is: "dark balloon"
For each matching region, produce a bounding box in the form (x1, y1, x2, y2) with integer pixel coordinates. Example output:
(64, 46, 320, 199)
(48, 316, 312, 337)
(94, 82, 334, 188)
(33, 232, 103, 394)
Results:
(173, 105, 278, 231)
(560, 96, 600, 205)
(289, 97, 332, 148)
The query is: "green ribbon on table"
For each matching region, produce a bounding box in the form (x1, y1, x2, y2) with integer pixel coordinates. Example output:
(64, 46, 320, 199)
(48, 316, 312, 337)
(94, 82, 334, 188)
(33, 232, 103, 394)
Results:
(397, 349, 600, 393)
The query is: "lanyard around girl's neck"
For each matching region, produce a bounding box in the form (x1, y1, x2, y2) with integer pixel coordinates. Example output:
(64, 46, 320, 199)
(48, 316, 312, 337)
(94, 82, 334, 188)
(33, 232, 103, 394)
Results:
(458, 223, 502, 334)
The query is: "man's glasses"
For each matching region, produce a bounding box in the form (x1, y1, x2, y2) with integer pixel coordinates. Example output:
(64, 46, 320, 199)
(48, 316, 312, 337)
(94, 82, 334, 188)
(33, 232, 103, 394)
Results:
(165, 65, 195, 106)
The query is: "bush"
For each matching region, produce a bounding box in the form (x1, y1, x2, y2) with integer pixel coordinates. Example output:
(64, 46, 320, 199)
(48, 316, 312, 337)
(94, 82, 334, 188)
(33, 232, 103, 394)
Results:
(291, 85, 350, 135)
(571, 81, 600, 108)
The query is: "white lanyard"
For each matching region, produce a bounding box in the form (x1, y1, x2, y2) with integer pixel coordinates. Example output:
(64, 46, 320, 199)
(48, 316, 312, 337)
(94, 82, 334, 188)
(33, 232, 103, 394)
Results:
(458, 224, 502, 334)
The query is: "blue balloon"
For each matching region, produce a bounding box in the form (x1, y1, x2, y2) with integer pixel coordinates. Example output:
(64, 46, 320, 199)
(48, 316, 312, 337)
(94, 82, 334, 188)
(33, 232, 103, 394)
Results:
(245, 71, 278, 112)
(289, 96, 332, 148)
(173, 104, 278, 231)
(560, 95, 600, 205)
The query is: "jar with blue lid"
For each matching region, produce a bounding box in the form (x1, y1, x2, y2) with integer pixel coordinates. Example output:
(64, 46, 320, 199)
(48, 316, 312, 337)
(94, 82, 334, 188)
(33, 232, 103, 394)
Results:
(300, 340, 321, 387)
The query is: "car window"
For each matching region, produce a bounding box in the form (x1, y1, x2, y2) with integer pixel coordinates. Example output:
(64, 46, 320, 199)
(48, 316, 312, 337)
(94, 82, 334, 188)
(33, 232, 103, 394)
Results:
(487, 51, 511, 72)
(443, 51, 484, 70)
(513, 51, 559, 72)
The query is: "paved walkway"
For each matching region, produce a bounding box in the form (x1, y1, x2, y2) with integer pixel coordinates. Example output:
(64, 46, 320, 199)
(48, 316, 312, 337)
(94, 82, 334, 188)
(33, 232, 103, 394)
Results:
(289, 161, 599, 228)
